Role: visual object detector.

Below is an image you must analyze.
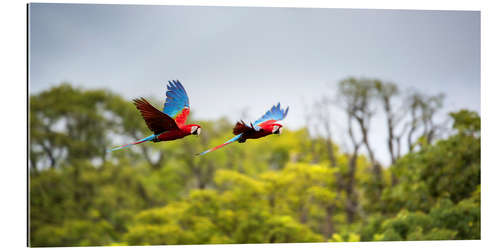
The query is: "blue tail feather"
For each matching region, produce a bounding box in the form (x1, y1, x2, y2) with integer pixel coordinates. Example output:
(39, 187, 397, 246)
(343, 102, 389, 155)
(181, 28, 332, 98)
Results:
(107, 135, 156, 152)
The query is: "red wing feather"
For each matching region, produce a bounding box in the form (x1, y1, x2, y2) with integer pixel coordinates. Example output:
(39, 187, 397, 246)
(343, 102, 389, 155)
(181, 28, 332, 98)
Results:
(133, 98, 179, 134)
(233, 120, 254, 135)
(256, 120, 277, 128)
(174, 107, 190, 126)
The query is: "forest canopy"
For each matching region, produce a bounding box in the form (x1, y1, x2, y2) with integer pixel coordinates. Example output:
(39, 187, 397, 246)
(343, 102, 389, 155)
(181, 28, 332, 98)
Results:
(29, 79, 480, 246)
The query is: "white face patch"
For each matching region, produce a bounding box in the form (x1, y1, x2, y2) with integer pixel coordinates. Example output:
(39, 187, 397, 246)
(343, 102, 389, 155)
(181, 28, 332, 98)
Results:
(191, 126, 198, 134)
(272, 125, 280, 134)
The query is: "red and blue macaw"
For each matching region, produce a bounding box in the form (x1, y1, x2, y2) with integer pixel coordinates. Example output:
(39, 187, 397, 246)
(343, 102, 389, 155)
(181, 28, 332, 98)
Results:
(197, 103, 289, 155)
(108, 80, 201, 152)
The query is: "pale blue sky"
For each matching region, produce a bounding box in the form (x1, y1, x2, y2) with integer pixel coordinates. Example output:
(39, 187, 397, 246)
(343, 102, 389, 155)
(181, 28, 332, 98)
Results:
(28, 3, 480, 164)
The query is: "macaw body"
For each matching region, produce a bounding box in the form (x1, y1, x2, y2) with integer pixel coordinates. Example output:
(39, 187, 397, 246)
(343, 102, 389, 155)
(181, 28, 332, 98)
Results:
(108, 80, 201, 152)
(197, 103, 289, 155)
(233, 120, 282, 143)
(154, 124, 198, 142)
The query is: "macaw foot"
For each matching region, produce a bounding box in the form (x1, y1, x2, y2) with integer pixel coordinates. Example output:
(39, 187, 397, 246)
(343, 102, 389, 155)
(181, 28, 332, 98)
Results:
(238, 138, 246, 143)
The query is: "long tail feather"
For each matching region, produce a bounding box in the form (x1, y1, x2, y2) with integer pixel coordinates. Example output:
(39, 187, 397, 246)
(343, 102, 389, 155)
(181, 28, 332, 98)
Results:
(196, 134, 242, 156)
(107, 135, 156, 152)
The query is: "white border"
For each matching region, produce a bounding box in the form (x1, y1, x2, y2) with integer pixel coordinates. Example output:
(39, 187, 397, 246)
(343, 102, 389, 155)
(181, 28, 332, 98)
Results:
(2, 0, 497, 249)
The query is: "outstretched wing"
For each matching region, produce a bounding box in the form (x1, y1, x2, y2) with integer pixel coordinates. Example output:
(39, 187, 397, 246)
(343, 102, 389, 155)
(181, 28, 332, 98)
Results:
(196, 134, 242, 156)
(134, 98, 179, 134)
(163, 80, 190, 126)
(252, 102, 289, 130)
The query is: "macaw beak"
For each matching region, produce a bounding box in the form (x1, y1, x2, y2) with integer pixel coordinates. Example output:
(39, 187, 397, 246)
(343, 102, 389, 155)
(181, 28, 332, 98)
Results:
(196, 127, 201, 136)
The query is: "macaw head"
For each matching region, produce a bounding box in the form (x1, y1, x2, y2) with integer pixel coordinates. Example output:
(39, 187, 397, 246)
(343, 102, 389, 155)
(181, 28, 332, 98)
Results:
(272, 124, 283, 135)
(256, 120, 284, 135)
(186, 124, 202, 136)
(263, 123, 283, 135)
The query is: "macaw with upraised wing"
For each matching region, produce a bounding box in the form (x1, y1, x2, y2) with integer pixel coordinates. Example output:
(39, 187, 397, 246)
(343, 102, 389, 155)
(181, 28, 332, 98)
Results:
(197, 103, 289, 156)
(108, 80, 201, 152)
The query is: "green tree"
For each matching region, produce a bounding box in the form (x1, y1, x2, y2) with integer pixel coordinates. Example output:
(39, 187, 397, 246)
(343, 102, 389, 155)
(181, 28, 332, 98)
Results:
(29, 83, 481, 246)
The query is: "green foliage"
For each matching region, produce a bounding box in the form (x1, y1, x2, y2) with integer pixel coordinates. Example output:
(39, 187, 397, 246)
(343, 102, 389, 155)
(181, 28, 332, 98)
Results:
(381, 108, 480, 213)
(366, 190, 480, 242)
(32, 219, 115, 247)
(29, 83, 480, 246)
(450, 109, 481, 135)
(124, 182, 322, 245)
(329, 232, 361, 242)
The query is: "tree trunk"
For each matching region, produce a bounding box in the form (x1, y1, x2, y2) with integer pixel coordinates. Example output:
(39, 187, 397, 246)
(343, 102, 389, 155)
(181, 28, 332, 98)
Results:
(382, 96, 396, 165)
(345, 115, 361, 223)
(322, 205, 335, 239)
(354, 114, 384, 196)
(40, 142, 56, 169)
(346, 150, 359, 223)
(407, 108, 418, 153)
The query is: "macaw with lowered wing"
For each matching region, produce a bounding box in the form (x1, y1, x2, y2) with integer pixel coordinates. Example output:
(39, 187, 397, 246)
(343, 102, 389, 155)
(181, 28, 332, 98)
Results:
(197, 103, 289, 156)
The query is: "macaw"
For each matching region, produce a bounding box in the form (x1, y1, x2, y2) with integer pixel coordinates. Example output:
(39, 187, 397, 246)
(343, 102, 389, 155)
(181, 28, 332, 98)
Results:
(108, 80, 201, 152)
(197, 103, 289, 156)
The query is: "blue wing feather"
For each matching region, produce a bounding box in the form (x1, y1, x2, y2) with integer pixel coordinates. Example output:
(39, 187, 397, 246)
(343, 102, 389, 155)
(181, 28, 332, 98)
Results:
(253, 102, 290, 128)
(163, 80, 190, 118)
